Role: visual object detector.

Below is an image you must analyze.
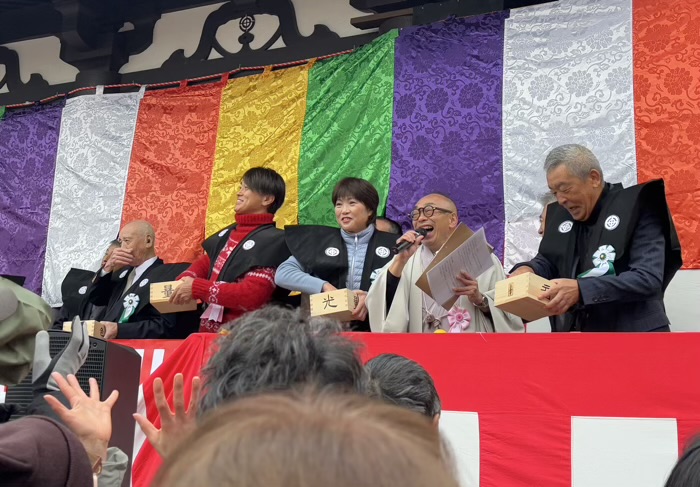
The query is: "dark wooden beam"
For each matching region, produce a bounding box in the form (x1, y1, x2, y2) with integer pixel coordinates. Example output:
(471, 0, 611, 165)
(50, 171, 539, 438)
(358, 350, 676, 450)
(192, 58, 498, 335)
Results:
(351, 8, 413, 31)
(0, 32, 378, 106)
(0, 5, 62, 44)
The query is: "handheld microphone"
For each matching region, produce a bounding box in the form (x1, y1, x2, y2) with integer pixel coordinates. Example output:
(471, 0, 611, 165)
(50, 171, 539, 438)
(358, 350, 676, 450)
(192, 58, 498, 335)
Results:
(391, 228, 428, 254)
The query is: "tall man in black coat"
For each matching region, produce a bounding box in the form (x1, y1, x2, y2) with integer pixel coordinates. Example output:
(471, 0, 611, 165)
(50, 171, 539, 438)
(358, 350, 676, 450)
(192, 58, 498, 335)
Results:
(511, 144, 682, 332)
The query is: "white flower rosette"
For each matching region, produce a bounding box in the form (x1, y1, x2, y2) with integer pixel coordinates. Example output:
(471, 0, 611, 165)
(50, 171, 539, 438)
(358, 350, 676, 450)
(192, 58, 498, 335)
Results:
(119, 293, 140, 323)
(592, 245, 616, 267)
(579, 245, 617, 279)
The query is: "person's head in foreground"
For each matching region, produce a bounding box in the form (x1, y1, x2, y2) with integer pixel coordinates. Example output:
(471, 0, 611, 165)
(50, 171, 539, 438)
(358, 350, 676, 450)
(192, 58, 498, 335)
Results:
(0, 416, 93, 487)
(198, 306, 365, 414)
(235, 167, 286, 215)
(365, 353, 441, 425)
(544, 144, 605, 222)
(664, 436, 700, 487)
(409, 193, 459, 254)
(332, 177, 380, 234)
(155, 390, 459, 487)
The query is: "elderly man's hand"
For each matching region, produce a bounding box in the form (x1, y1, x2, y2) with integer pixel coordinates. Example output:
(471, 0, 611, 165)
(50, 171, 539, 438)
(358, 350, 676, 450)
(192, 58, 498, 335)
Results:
(540, 279, 580, 316)
(99, 321, 119, 339)
(103, 248, 134, 274)
(454, 271, 483, 306)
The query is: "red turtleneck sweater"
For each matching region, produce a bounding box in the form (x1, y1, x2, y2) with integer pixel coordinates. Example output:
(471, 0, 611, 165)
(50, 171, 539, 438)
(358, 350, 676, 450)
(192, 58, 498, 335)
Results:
(177, 213, 277, 328)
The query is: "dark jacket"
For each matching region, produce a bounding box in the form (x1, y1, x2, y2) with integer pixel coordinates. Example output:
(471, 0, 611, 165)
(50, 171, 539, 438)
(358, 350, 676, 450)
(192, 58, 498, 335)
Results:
(514, 180, 682, 332)
(87, 258, 179, 339)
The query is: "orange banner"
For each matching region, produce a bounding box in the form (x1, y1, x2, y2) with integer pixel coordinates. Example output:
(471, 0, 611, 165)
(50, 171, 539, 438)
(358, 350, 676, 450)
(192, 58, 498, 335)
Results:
(121, 83, 224, 263)
(633, 0, 700, 268)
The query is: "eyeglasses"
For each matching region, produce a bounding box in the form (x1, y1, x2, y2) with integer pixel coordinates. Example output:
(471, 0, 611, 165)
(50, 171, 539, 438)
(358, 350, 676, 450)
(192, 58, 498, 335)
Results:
(409, 205, 453, 221)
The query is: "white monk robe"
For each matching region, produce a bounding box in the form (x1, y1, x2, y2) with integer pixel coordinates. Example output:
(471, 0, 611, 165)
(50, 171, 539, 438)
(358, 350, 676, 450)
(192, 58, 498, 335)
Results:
(367, 245, 524, 333)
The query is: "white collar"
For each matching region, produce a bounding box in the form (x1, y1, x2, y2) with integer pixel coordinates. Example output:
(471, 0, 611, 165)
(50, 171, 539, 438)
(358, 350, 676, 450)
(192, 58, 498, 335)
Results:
(132, 256, 157, 282)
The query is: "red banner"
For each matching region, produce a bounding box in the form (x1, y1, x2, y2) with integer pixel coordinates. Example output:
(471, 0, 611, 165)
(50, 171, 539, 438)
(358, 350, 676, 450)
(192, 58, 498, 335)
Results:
(120, 83, 224, 263)
(116, 333, 700, 487)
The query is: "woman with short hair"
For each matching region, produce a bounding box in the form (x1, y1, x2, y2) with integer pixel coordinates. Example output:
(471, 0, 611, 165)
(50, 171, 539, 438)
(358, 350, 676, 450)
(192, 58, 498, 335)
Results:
(275, 177, 398, 331)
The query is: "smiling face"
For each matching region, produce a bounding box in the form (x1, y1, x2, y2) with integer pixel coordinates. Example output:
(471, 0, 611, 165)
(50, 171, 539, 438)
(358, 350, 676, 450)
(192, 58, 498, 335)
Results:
(335, 197, 373, 234)
(411, 194, 458, 253)
(235, 181, 273, 215)
(547, 165, 603, 222)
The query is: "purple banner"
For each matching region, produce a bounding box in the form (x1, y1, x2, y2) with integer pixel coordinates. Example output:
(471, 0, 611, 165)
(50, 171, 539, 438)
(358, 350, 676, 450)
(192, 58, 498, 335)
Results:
(386, 13, 508, 259)
(0, 102, 64, 293)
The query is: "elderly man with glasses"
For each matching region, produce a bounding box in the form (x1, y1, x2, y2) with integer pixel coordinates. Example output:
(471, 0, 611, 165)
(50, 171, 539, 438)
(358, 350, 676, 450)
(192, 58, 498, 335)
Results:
(366, 193, 523, 333)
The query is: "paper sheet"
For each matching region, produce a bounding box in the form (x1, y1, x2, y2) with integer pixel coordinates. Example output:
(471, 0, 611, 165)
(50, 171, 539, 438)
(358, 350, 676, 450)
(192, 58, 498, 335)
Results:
(426, 227, 494, 308)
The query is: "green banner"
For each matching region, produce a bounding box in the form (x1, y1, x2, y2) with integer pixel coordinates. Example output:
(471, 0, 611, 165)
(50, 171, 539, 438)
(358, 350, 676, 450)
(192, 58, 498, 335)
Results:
(0, 106, 5, 120)
(297, 30, 397, 226)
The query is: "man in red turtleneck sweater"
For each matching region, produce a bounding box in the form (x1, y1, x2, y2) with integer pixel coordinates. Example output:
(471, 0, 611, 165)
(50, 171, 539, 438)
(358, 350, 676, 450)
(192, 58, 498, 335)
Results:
(169, 167, 291, 332)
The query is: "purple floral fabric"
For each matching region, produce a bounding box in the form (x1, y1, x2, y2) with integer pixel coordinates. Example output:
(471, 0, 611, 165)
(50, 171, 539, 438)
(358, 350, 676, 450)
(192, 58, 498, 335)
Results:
(386, 13, 508, 259)
(0, 102, 64, 293)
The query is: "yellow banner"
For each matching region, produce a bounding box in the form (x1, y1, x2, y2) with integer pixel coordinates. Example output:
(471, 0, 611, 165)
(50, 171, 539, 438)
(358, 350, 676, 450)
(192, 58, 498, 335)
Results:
(205, 64, 309, 235)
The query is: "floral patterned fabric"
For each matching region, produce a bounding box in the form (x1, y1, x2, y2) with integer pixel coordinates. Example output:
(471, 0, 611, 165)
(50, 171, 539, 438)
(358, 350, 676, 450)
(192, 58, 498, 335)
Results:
(386, 13, 508, 259)
(501, 0, 637, 271)
(205, 65, 309, 235)
(42, 92, 142, 306)
(0, 102, 64, 294)
(121, 83, 223, 263)
(297, 31, 397, 227)
(634, 0, 700, 268)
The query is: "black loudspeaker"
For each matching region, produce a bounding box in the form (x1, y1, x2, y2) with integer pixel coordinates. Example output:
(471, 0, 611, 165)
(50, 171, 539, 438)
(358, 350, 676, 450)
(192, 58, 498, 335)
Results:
(5, 331, 141, 487)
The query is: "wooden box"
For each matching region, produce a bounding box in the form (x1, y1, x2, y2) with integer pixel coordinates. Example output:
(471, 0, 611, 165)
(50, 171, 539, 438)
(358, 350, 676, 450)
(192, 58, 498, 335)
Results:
(494, 273, 553, 322)
(309, 289, 359, 322)
(149, 281, 198, 314)
(62, 320, 107, 339)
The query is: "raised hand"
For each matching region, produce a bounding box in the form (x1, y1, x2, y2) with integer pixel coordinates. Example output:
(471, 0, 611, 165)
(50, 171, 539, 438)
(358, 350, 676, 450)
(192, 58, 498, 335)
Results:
(133, 373, 202, 459)
(44, 373, 119, 465)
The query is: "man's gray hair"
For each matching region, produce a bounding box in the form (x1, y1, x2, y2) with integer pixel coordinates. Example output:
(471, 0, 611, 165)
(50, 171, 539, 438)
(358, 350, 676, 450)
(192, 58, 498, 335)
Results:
(365, 353, 441, 418)
(544, 144, 604, 180)
(199, 306, 365, 415)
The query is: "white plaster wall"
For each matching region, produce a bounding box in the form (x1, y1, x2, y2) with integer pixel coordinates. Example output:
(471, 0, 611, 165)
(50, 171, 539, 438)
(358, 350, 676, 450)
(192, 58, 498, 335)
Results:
(0, 36, 79, 93)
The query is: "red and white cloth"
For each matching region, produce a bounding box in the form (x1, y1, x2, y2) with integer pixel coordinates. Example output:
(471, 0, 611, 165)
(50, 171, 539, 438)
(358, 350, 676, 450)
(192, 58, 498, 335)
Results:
(115, 333, 700, 487)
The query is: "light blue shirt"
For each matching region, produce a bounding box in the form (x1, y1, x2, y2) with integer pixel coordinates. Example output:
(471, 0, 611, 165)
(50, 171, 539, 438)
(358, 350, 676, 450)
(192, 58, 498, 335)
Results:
(274, 225, 376, 294)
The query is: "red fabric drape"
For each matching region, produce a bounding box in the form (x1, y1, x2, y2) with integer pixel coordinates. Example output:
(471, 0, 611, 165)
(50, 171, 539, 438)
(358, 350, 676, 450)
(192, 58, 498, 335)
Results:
(127, 333, 700, 487)
(121, 83, 224, 263)
(633, 0, 700, 268)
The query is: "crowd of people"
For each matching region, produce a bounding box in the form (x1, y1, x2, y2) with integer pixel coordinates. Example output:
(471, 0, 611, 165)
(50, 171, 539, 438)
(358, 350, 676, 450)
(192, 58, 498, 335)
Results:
(0, 141, 687, 486)
(52, 143, 681, 338)
(1, 287, 459, 486)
